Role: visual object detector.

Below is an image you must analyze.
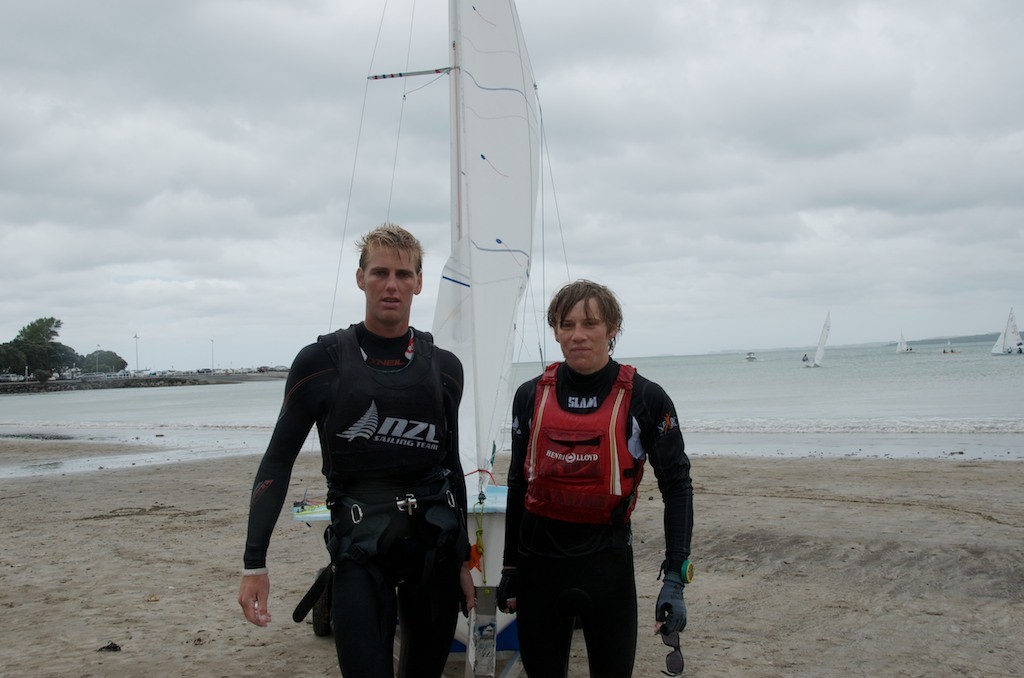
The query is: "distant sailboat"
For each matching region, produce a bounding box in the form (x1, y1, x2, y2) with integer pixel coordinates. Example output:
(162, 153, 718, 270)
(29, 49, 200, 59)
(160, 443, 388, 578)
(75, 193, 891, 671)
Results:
(991, 307, 1024, 355)
(897, 331, 911, 353)
(805, 312, 830, 367)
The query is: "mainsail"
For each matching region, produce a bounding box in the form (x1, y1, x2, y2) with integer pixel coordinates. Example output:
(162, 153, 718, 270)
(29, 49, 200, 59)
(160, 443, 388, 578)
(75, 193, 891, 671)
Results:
(810, 312, 830, 367)
(432, 0, 540, 497)
(991, 307, 1023, 355)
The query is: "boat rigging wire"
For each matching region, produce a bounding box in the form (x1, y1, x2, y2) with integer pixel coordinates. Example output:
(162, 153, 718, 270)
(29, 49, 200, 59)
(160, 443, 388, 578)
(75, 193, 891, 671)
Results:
(327, 1, 394, 332)
(384, 0, 419, 223)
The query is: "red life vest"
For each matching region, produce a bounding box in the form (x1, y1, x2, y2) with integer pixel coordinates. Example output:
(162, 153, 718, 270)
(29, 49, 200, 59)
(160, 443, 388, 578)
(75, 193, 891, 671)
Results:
(524, 362, 642, 525)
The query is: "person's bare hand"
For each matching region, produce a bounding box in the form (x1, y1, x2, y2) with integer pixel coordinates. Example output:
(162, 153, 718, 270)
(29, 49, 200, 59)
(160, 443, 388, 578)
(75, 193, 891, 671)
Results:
(238, 573, 272, 626)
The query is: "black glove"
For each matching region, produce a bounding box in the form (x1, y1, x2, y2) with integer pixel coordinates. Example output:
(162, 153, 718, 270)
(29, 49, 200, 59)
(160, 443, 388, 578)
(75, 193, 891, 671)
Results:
(656, 571, 687, 633)
(496, 569, 517, 613)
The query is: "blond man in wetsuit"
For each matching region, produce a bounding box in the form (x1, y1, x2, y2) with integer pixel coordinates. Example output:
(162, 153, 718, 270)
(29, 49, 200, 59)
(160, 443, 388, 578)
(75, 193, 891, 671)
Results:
(239, 224, 475, 677)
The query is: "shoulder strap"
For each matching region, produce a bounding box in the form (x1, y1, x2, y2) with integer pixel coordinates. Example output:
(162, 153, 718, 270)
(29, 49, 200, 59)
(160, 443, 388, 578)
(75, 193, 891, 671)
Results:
(317, 325, 356, 373)
(539, 361, 561, 386)
(410, 328, 435, 364)
(615, 363, 636, 388)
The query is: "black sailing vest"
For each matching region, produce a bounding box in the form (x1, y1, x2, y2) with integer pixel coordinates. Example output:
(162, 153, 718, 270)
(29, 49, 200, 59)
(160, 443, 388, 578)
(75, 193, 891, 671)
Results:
(317, 325, 448, 485)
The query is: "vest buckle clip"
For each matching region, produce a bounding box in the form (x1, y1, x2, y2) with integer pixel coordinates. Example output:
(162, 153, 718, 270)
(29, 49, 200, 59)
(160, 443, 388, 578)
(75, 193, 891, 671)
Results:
(396, 493, 418, 515)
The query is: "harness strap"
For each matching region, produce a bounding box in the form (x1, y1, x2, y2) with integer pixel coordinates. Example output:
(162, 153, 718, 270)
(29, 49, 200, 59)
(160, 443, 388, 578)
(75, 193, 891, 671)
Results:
(292, 564, 332, 623)
(292, 482, 462, 625)
(291, 525, 340, 623)
(327, 486, 456, 524)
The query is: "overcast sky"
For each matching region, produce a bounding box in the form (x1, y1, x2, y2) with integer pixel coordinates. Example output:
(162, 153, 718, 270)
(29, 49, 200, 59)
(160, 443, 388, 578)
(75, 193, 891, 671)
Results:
(3, 0, 1022, 371)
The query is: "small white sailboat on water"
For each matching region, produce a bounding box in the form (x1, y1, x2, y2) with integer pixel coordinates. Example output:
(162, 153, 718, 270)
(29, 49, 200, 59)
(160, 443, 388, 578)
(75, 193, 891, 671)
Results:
(991, 307, 1024, 355)
(897, 331, 912, 353)
(805, 312, 830, 367)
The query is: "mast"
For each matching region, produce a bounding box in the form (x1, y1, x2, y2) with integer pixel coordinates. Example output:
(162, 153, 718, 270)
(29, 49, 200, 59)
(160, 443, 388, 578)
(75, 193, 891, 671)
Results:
(449, 0, 464, 243)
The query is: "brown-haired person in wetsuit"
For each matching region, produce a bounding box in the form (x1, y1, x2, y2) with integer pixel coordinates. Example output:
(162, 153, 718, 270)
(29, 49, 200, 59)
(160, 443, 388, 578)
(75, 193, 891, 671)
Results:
(498, 279, 694, 677)
(238, 224, 475, 677)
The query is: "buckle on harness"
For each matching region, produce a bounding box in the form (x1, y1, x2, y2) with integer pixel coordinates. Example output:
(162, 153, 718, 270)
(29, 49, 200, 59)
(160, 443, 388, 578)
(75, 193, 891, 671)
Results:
(446, 490, 456, 508)
(350, 503, 363, 524)
(396, 493, 418, 515)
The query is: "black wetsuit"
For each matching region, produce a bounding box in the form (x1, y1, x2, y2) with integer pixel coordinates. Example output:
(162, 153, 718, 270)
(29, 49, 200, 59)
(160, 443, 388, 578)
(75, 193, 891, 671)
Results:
(243, 323, 466, 678)
(504, 359, 693, 678)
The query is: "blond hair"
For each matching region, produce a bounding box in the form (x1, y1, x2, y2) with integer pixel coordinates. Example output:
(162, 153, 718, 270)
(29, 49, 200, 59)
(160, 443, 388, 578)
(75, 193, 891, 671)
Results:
(356, 223, 424, 272)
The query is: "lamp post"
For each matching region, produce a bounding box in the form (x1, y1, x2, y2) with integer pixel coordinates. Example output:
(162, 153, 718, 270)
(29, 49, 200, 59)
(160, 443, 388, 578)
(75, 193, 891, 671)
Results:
(210, 339, 215, 374)
(133, 333, 139, 376)
(95, 344, 100, 372)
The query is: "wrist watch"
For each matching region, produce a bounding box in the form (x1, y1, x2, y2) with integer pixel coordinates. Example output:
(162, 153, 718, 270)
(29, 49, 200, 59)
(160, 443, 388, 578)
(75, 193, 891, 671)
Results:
(680, 559, 695, 584)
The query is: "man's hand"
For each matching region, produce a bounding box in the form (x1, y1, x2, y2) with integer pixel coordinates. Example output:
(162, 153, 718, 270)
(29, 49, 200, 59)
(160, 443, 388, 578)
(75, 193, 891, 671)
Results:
(655, 572, 687, 633)
(496, 568, 517, 613)
(459, 562, 476, 616)
(238, 573, 272, 626)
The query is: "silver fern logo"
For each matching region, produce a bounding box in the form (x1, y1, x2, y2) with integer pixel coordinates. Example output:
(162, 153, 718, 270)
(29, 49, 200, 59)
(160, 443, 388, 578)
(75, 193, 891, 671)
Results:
(339, 401, 380, 441)
(336, 400, 441, 450)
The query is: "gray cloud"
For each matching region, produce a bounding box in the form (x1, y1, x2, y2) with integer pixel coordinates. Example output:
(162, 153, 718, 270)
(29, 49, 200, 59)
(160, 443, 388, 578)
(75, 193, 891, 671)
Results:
(2, 0, 1022, 370)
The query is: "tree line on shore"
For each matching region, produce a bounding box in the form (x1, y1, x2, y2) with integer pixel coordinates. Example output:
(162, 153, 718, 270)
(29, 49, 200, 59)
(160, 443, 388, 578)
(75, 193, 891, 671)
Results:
(0, 317, 128, 383)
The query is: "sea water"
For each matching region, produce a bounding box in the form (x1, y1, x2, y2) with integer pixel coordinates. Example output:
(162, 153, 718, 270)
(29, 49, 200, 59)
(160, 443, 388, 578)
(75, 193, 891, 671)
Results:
(1, 339, 1021, 477)
(513, 339, 1024, 461)
(625, 339, 1024, 460)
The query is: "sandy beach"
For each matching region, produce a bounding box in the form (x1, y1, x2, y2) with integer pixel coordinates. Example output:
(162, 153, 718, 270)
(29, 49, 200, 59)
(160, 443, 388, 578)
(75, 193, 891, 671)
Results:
(0, 439, 1021, 677)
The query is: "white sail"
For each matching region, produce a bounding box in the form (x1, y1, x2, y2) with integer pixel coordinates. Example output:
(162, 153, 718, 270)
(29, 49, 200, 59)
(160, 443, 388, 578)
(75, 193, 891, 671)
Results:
(809, 312, 830, 367)
(897, 331, 909, 353)
(432, 0, 539, 496)
(991, 307, 1023, 355)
